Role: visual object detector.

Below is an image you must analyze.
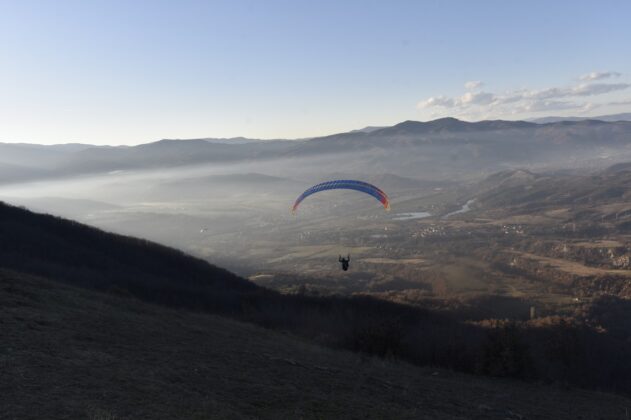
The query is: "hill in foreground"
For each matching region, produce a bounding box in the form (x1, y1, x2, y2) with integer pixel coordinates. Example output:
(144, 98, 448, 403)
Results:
(3, 201, 631, 418)
(3, 268, 630, 419)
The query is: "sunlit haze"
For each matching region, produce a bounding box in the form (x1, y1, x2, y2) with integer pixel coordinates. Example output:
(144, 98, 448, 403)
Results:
(1, 0, 630, 145)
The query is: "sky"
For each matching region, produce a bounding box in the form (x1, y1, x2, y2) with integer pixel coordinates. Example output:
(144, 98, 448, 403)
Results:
(0, 0, 630, 145)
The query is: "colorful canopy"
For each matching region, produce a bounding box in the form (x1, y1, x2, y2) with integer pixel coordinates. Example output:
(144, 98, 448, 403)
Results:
(292, 180, 390, 213)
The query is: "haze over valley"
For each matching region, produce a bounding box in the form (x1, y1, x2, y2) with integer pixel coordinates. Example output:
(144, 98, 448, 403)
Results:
(4, 116, 631, 327)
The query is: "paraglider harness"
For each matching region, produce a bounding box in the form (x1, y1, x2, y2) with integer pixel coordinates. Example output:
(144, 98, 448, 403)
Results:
(339, 254, 350, 271)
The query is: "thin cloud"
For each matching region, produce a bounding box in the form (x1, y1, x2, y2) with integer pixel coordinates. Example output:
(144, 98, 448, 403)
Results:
(609, 99, 631, 106)
(512, 83, 629, 101)
(525, 87, 568, 100)
(418, 91, 495, 109)
(460, 91, 495, 105)
(518, 100, 588, 113)
(573, 83, 630, 96)
(418, 75, 630, 118)
(580, 71, 622, 81)
(419, 96, 455, 108)
(464, 81, 483, 90)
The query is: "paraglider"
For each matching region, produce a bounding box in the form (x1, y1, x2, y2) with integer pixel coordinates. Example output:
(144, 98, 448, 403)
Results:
(292, 179, 390, 271)
(291, 180, 390, 213)
(339, 254, 350, 271)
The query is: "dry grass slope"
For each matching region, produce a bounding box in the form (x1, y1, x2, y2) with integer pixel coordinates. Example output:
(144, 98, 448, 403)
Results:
(2, 269, 629, 420)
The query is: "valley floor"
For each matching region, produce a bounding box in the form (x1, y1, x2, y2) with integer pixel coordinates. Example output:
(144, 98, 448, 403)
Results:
(2, 269, 629, 419)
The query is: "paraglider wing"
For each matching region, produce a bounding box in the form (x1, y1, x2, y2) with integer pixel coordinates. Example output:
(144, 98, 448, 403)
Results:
(292, 180, 390, 213)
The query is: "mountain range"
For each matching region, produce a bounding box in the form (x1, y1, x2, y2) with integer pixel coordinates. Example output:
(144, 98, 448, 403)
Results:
(529, 112, 631, 123)
(3, 117, 631, 186)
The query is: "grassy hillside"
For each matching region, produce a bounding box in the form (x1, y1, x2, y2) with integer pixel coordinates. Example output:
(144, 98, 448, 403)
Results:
(0, 200, 257, 313)
(3, 268, 630, 419)
(4, 200, 631, 404)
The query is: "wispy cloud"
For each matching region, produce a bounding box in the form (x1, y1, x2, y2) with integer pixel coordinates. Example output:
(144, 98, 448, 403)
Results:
(418, 91, 495, 109)
(573, 83, 629, 96)
(417, 72, 628, 118)
(580, 71, 622, 81)
(609, 99, 631, 106)
(464, 81, 483, 90)
(422, 96, 456, 108)
(514, 100, 592, 113)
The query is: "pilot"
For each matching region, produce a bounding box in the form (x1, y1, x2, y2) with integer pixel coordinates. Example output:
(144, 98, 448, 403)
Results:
(338, 254, 350, 271)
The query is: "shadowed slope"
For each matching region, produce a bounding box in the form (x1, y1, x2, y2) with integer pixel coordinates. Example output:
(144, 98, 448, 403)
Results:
(0, 201, 258, 314)
(4, 200, 631, 402)
(2, 269, 629, 420)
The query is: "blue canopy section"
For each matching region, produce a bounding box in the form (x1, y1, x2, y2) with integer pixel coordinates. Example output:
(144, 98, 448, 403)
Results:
(292, 180, 389, 212)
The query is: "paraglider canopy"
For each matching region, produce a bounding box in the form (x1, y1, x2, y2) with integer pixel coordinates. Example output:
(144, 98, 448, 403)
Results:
(292, 179, 390, 213)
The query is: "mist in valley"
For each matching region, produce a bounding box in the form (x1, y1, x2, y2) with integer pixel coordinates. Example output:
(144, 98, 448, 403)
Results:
(3, 119, 631, 290)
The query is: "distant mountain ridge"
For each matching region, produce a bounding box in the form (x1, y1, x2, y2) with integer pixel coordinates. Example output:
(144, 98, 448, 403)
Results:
(370, 118, 535, 135)
(349, 126, 385, 133)
(3, 117, 631, 185)
(529, 112, 631, 124)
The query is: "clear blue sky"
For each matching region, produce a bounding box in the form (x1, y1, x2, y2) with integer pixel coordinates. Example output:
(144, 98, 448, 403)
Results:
(1, 0, 630, 144)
